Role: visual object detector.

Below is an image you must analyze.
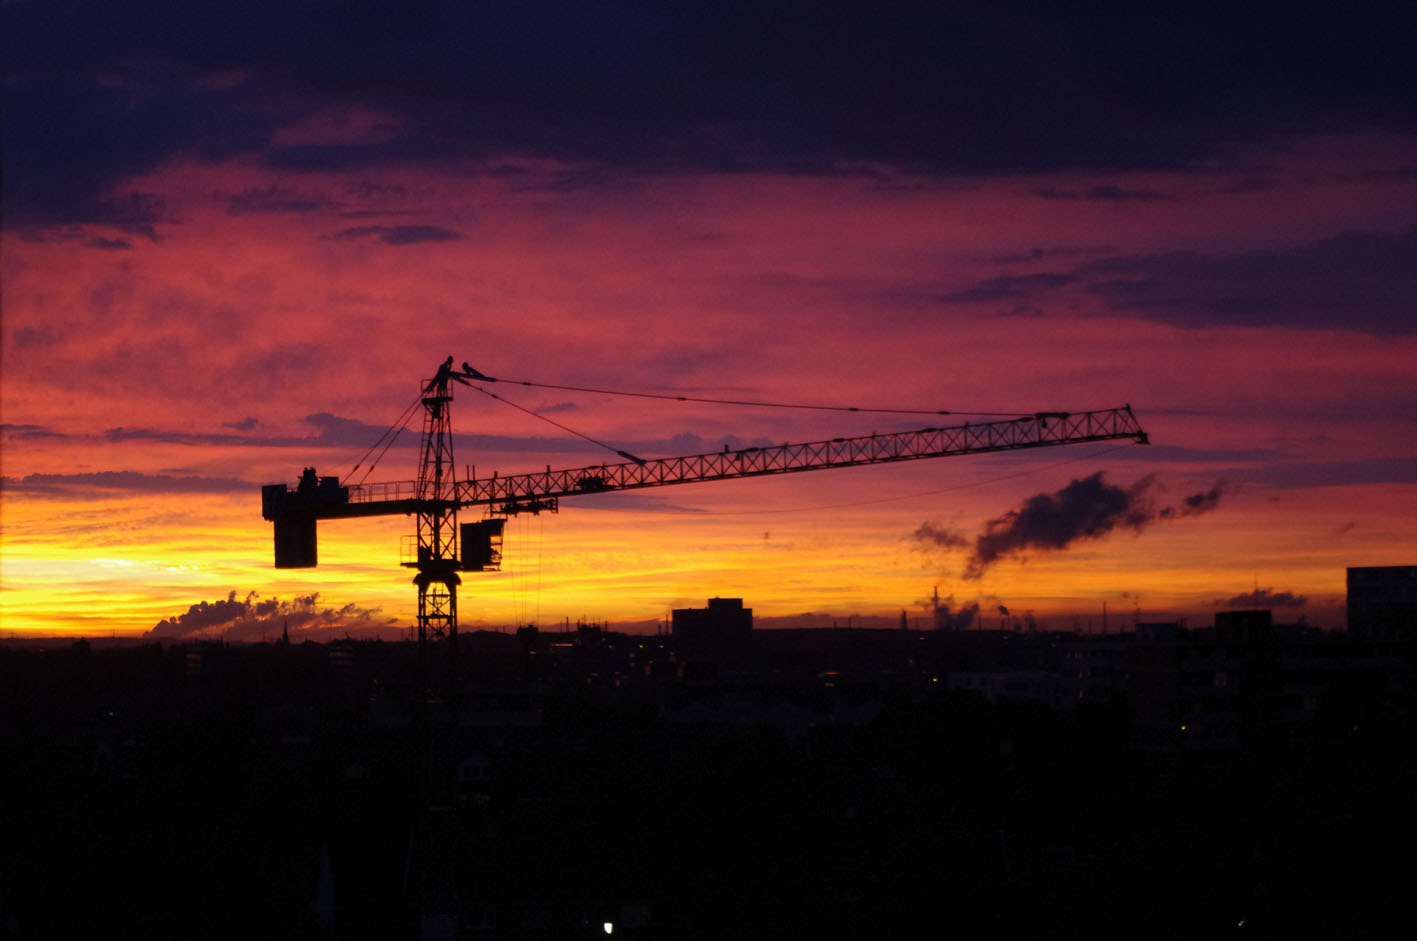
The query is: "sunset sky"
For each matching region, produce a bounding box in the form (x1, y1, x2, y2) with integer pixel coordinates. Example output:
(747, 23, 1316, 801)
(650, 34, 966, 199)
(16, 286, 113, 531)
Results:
(4, 1, 1415, 639)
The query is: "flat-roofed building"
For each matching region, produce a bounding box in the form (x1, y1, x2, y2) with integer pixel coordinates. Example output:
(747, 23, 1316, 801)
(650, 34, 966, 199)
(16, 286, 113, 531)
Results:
(672, 597, 753, 661)
(1347, 565, 1417, 641)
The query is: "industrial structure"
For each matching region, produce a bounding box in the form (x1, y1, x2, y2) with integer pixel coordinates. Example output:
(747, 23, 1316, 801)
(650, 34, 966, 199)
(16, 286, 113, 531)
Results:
(262, 358, 1149, 653)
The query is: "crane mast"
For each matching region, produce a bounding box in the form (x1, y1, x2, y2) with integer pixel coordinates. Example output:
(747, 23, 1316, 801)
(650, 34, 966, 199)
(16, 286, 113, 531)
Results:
(409, 359, 462, 651)
(262, 359, 1149, 649)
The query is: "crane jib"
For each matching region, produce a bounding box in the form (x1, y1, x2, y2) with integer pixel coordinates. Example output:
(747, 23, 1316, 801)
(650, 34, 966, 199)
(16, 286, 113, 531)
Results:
(333, 405, 1148, 510)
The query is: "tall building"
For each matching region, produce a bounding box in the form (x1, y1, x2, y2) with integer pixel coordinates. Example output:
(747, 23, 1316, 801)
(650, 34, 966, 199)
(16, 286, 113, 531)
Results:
(671, 597, 753, 661)
(1347, 566, 1417, 641)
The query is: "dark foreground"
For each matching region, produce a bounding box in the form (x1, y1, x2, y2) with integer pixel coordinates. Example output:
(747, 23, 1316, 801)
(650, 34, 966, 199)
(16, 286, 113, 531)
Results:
(1, 633, 1411, 940)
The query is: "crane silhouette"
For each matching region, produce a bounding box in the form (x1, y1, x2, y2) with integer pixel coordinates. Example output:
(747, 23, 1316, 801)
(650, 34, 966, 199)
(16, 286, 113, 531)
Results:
(262, 360, 1149, 656)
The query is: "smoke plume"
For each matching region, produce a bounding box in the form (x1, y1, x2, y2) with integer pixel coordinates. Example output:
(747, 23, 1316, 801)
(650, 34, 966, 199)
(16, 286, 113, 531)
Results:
(911, 521, 969, 550)
(147, 591, 401, 641)
(935, 596, 979, 631)
(962, 472, 1227, 577)
(1181, 480, 1228, 515)
(1218, 587, 1307, 609)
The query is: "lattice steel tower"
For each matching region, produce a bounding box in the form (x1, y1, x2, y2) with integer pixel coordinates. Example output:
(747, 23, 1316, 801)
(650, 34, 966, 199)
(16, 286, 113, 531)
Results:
(405, 357, 463, 652)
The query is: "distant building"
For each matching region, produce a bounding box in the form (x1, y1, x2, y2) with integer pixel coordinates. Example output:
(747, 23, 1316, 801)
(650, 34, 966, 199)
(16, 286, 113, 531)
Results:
(1125, 610, 1398, 753)
(947, 670, 1057, 705)
(672, 597, 753, 661)
(1130, 612, 1297, 753)
(1347, 565, 1417, 641)
(1058, 634, 1131, 708)
(1127, 622, 1186, 752)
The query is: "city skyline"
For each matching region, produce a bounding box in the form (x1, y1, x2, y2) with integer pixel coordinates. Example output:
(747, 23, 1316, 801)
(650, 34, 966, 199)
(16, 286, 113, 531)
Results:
(4, 2, 1416, 638)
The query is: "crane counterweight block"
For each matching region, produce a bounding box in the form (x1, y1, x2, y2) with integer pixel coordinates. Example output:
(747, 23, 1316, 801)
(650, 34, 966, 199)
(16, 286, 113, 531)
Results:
(271, 514, 318, 568)
(262, 471, 428, 567)
(262, 470, 348, 568)
(460, 519, 506, 571)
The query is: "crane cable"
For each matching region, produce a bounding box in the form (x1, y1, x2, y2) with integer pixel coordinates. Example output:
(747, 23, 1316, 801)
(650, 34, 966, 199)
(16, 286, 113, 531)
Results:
(344, 365, 1100, 490)
(511, 512, 545, 631)
(352, 422, 410, 488)
(344, 390, 425, 485)
(465, 370, 1034, 418)
(466, 383, 647, 464)
(535, 511, 544, 630)
(513, 514, 528, 628)
(348, 365, 1075, 485)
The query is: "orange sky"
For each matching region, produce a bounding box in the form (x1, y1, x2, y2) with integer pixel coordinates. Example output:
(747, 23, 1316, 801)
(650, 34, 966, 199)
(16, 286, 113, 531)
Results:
(5, 6, 1417, 639)
(6, 150, 1415, 636)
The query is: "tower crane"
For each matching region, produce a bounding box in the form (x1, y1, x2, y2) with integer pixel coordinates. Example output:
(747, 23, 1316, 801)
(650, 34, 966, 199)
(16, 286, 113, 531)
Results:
(261, 358, 1148, 651)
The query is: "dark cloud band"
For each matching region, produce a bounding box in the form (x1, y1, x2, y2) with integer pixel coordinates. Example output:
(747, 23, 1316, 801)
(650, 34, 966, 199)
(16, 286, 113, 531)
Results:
(7, 1, 1416, 228)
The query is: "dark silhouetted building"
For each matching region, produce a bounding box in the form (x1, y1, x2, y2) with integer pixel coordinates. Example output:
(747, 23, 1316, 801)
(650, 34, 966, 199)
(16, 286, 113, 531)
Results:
(672, 597, 753, 661)
(1348, 565, 1417, 641)
(1058, 633, 1130, 708)
(1123, 610, 1401, 753)
(1130, 612, 1292, 753)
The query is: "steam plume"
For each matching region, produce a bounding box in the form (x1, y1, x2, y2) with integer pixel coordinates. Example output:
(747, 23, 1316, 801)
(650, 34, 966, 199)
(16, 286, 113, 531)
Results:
(911, 521, 968, 550)
(147, 590, 400, 641)
(1181, 480, 1228, 515)
(933, 595, 979, 631)
(1218, 587, 1307, 609)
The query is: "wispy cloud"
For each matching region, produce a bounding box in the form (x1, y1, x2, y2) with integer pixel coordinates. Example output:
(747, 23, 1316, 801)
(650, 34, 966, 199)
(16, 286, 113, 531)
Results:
(941, 273, 1076, 304)
(1077, 227, 1417, 334)
(1221, 459, 1417, 489)
(1032, 185, 1165, 202)
(224, 185, 340, 215)
(910, 521, 968, 550)
(3, 470, 253, 498)
(937, 227, 1417, 335)
(328, 224, 461, 245)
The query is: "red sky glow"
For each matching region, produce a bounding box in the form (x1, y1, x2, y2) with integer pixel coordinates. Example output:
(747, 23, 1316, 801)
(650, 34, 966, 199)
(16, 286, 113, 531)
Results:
(4, 2, 1416, 639)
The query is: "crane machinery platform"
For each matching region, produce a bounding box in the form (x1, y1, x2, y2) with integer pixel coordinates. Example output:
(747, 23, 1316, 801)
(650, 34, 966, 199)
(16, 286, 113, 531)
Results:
(262, 357, 1148, 655)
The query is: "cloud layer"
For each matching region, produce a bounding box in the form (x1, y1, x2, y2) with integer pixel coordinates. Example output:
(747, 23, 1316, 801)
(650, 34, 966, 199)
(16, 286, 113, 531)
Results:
(2, 471, 252, 498)
(942, 227, 1417, 334)
(7, 2, 1417, 228)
